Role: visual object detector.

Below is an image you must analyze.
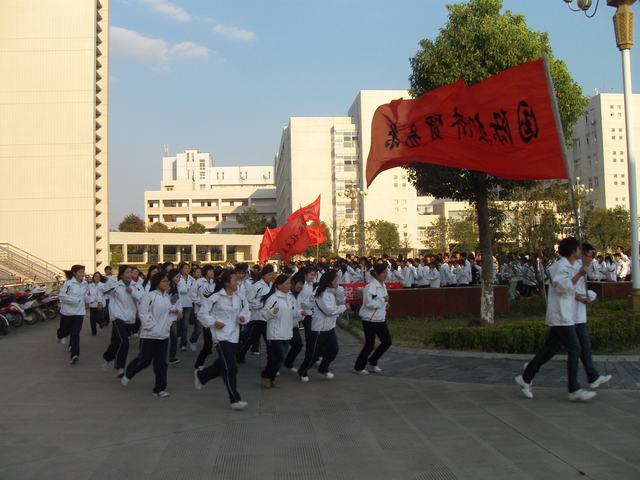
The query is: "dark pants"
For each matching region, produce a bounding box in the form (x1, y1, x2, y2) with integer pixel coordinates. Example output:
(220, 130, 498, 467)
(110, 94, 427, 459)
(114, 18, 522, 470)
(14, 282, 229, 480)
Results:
(262, 340, 289, 381)
(354, 321, 392, 371)
(238, 320, 267, 360)
(177, 307, 192, 348)
(284, 327, 303, 369)
(125, 338, 168, 393)
(169, 322, 178, 361)
(195, 328, 214, 369)
(523, 325, 581, 393)
(575, 323, 600, 383)
(103, 299, 110, 326)
(103, 319, 133, 369)
(133, 314, 141, 334)
(298, 329, 339, 376)
(189, 309, 201, 344)
(198, 341, 241, 404)
(57, 314, 83, 358)
(302, 315, 313, 347)
(89, 308, 103, 335)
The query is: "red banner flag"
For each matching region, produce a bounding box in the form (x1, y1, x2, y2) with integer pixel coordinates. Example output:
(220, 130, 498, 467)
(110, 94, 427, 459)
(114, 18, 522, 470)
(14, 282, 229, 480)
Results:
(287, 195, 321, 223)
(307, 223, 327, 245)
(366, 58, 567, 186)
(258, 226, 281, 263)
(270, 215, 312, 261)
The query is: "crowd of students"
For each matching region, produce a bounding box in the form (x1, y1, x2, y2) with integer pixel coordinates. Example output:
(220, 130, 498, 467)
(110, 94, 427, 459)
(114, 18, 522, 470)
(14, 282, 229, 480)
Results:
(55, 260, 392, 410)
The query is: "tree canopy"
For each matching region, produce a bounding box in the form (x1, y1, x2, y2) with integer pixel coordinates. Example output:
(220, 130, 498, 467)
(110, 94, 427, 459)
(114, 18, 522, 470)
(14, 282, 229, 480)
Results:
(118, 214, 145, 232)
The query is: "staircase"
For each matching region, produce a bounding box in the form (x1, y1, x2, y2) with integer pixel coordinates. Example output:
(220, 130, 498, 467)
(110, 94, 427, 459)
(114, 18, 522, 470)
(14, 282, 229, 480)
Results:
(0, 243, 65, 285)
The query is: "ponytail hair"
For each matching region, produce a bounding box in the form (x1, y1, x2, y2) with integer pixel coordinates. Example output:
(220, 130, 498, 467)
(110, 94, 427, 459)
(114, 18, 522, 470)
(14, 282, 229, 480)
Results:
(167, 269, 180, 296)
(149, 271, 168, 292)
(213, 269, 234, 294)
(261, 274, 289, 306)
(315, 269, 338, 298)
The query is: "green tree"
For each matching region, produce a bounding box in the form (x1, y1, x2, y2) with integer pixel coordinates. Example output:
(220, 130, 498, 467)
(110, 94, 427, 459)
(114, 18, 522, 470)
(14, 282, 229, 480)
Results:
(118, 213, 145, 232)
(170, 222, 207, 234)
(304, 221, 333, 259)
(583, 207, 631, 252)
(237, 207, 267, 234)
(423, 216, 449, 253)
(448, 214, 478, 252)
(148, 222, 170, 233)
(407, 0, 586, 323)
(367, 220, 400, 255)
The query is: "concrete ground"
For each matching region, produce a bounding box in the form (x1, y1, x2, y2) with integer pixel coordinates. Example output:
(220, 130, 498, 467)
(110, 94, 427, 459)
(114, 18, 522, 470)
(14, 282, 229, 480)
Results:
(1, 319, 639, 480)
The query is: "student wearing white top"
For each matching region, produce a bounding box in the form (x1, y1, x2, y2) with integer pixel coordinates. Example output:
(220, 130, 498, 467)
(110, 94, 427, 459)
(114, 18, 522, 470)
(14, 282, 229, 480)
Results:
(121, 272, 181, 397)
(400, 260, 416, 288)
(187, 265, 203, 350)
(176, 262, 195, 352)
(57, 264, 92, 364)
(297, 268, 316, 349)
(354, 264, 392, 374)
(517, 237, 596, 402)
(574, 244, 612, 389)
(237, 264, 274, 362)
(284, 272, 308, 371)
(101, 265, 144, 377)
(166, 269, 185, 365)
(614, 252, 630, 280)
(605, 255, 617, 282)
(194, 270, 250, 411)
(416, 260, 429, 287)
(297, 270, 347, 382)
(427, 261, 441, 288)
(88, 272, 106, 337)
(194, 265, 217, 370)
(260, 274, 298, 388)
(142, 265, 161, 294)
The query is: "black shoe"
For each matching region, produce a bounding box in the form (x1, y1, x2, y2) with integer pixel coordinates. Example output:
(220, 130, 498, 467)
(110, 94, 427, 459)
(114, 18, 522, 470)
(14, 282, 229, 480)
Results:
(237, 356, 245, 364)
(168, 358, 181, 366)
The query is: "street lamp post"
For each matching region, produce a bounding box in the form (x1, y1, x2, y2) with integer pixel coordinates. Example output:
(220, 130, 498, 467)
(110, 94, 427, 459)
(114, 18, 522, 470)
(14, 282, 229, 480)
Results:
(341, 187, 367, 256)
(573, 176, 595, 234)
(564, 0, 640, 309)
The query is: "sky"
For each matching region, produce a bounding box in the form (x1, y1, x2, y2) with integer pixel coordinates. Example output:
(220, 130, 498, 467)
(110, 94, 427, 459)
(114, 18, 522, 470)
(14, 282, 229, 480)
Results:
(108, 0, 638, 226)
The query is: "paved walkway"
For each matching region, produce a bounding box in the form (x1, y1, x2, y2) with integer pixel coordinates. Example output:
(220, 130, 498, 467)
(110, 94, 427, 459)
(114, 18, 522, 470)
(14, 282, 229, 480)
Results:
(1, 320, 639, 480)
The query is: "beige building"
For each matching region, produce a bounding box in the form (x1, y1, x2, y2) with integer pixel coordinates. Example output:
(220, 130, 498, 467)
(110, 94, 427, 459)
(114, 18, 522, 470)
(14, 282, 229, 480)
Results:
(275, 91, 437, 253)
(146, 149, 277, 234)
(0, 0, 109, 271)
(570, 93, 640, 210)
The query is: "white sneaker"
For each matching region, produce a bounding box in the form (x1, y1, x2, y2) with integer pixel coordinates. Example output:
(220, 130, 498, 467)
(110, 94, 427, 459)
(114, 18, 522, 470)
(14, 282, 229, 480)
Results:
(589, 375, 612, 389)
(56, 336, 66, 345)
(66, 345, 72, 352)
(194, 370, 203, 391)
(115, 368, 125, 378)
(180, 346, 187, 352)
(568, 389, 597, 402)
(515, 375, 533, 399)
(102, 360, 112, 371)
(131, 333, 139, 339)
(289, 367, 298, 373)
(318, 372, 335, 380)
(70, 355, 79, 365)
(276, 372, 281, 377)
(299, 375, 310, 383)
(121, 376, 130, 387)
(230, 401, 248, 411)
(153, 391, 170, 398)
(369, 365, 382, 374)
(251, 351, 261, 356)
(354, 369, 369, 375)
(189, 343, 197, 352)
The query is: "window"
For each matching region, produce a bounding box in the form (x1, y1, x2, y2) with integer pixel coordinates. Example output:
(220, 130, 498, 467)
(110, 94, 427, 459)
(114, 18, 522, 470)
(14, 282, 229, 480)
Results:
(199, 171, 205, 179)
(614, 174, 618, 178)
(200, 159, 205, 169)
(614, 181, 618, 185)
(199, 184, 205, 190)
(394, 183, 398, 188)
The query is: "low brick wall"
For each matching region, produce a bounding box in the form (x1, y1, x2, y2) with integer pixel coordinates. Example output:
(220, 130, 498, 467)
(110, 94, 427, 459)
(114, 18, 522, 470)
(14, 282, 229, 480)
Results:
(387, 286, 508, 318)
(587, 281, 631, 301)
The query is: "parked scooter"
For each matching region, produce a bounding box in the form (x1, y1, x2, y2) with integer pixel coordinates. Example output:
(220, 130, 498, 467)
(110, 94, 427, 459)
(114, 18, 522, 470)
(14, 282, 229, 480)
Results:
(13, 291, 46, 325)
(0, 292, 25, 328)
(40, 289, 60, 320)
(0, 313, 9, 335)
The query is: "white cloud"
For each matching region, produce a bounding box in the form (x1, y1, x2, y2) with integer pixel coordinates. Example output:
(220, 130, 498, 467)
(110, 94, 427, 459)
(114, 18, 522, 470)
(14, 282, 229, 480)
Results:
(211, 23, 255, 42)
(139, 0, 191, 22)
(110, 26, 211, 66)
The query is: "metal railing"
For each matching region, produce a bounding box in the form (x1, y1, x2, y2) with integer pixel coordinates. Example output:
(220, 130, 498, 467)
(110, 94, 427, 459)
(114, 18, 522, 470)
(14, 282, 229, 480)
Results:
(0, 243, 65, 283)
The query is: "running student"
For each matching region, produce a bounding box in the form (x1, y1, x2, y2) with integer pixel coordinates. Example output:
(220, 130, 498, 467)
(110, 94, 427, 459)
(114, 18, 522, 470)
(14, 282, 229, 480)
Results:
(121, 271, 181, 397)
(177, 262, 195, 353)
(516, 237, 597, 402)
(237, 264, 274, 362)
(297, 270, 346, 382)
(283, 272, 307, 372)
(260, 274, 297, 389)
(167, 269, 184, 365)
(88, 272, 106, 336)
(194, 265, 217, 371)
(354, 263, 392, 375)
(57, 264, 92, 364)
(194, 269, 250, 411)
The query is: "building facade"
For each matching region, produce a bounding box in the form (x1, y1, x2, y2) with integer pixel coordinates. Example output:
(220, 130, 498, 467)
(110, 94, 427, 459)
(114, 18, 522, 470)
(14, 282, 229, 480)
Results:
(145, 149, 277, 234)
(0, 0, 109, 271)
(275, 91, 437, 253)
(570, 93, 640, 211)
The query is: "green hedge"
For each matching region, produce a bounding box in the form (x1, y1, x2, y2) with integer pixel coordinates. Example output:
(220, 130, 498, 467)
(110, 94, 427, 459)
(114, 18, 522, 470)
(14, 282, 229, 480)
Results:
(426, 311, 640, 354)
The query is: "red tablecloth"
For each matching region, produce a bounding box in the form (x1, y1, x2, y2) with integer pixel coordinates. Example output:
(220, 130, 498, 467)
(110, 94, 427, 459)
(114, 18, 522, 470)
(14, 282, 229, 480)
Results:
(342, 282, 403, 305)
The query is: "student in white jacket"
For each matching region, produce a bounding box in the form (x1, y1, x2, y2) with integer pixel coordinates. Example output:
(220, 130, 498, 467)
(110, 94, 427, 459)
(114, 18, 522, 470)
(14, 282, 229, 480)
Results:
(284, 272, 308, 371)
(194, 269, 250, 411)
(237, 264, 274, 362)
(354, 264, 391, 374)
(260, 274, 298, 388)
(121, 272, 181, 397)
(517, 237, 596, 402)
(88, 272, 106, 337)
(176, 262, 195, 352)
(297, 270, 347, 382)
(427, 261, 441, 288)
(101, 265, 144, 377)
(194, 265, 217, 370)
(57, 264, 93, 364)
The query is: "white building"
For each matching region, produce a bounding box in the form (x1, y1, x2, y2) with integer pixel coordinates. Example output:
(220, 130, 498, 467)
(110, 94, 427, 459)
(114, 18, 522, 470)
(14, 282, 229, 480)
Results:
(570, 93, 640, 211)
(145, 149, 277, 234)
(0, 0, 109, 272)
(275, 91, 437, 253)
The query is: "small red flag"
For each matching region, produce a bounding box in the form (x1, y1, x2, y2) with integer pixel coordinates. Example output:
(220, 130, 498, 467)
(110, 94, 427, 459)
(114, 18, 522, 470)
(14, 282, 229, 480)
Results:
(258, 226, 281, 263)
(270, 215, 312, 261)
(308, 223, 327, 245)
(366, 58, 567, 186)
(287, 195, 321, 223)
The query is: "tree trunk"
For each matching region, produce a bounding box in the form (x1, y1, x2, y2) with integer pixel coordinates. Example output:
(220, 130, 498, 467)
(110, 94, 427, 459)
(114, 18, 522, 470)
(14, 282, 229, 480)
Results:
(475, 187, 495, 324)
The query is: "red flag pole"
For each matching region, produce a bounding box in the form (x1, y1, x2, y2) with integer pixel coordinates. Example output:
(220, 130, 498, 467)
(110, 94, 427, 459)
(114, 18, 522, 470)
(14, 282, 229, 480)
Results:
(543, 54, 581, 240)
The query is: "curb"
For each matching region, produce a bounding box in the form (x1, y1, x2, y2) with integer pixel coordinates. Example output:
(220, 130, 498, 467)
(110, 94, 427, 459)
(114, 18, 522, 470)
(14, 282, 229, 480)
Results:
(336, 317, 640, 363)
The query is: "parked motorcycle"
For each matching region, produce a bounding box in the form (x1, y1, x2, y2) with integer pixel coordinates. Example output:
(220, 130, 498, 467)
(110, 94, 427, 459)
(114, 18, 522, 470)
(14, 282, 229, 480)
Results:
(40, 290, 60, 320)
(13, 291, 46, 325)
(0, 292, 25, 328)
(0, 313, 9, 335)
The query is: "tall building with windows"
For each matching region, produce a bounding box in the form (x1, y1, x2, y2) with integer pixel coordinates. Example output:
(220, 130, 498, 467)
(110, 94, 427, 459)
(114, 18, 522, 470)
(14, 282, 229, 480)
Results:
(145, 149, 277, 234)
(570, 93, 640, 211)
(0, 0, 109, 271)
(275, 91, 436, 253)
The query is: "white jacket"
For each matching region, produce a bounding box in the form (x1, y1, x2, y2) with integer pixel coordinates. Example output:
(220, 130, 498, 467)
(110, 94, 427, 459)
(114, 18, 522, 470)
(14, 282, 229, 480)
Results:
(416, 265, 429, 286)
(428, 267, 441, 288)
(197, 288, 249, 343)
(59, 278, 92, 316)
(262, 290, 297, 341)
(138, 290, 180, 340)
(178, 275, 195, 308)
(358, 280, 388, 322)
(248, 279, 271, 321)
(311, 288, 347, 332)
(545, 257, 578, 327)
(574, 260, 588, 325)
(401, 266, 415, 287)
(88, 283, 104, 309)
(102, 278, 142, 324)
